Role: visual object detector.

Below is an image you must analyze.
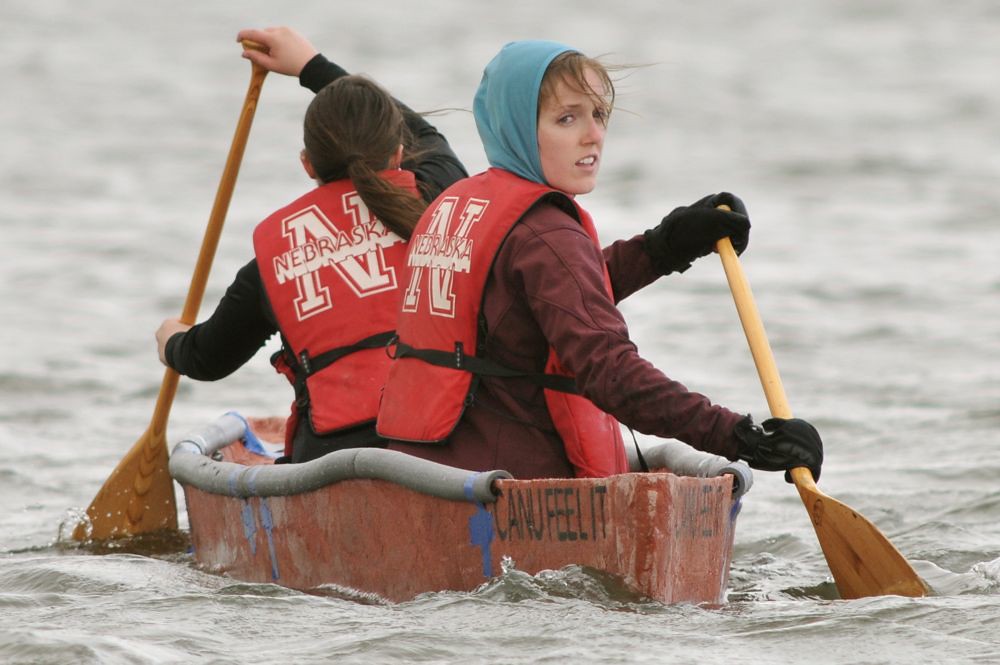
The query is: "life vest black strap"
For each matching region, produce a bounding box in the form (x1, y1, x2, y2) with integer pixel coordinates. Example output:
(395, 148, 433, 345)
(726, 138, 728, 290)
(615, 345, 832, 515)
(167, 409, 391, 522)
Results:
(297, 330, 397, 378)
(285, 330, 397, 410)
(392, 338, 579, 394)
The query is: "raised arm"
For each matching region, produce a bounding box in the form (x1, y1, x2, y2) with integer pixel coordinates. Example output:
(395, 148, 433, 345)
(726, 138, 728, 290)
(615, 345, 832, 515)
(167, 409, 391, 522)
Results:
(236, 26, 467, 199)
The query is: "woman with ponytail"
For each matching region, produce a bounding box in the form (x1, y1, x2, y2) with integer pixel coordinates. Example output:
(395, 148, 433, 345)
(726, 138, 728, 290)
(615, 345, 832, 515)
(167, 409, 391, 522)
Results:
(156, 27, 467, 462)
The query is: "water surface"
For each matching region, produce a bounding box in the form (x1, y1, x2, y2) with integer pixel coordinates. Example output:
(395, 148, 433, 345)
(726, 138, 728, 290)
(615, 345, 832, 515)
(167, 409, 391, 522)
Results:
(2, 1, 999, 663)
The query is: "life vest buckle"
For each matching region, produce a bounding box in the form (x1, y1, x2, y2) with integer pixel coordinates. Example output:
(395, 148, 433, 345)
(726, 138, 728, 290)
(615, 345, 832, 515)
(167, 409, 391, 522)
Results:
(385, 334, 400, 359)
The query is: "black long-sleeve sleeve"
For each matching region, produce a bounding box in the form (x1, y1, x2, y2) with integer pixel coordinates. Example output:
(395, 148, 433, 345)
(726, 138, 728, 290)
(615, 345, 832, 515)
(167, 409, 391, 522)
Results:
(299, 54, 349, 93)
(164, 260, 276, 380)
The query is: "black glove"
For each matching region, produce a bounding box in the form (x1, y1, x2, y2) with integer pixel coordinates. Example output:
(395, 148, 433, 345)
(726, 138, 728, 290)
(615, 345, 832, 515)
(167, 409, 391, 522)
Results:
(643, 192, 751, 275)
(734, 416, 823, 483)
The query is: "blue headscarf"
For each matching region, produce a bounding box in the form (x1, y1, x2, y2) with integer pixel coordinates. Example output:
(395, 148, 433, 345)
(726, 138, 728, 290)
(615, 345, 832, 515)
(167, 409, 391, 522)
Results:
(473, 40, 575, 185)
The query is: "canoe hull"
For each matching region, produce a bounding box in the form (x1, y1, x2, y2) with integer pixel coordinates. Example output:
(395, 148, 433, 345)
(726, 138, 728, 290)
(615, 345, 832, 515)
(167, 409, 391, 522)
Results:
(183, 467, 739, 604)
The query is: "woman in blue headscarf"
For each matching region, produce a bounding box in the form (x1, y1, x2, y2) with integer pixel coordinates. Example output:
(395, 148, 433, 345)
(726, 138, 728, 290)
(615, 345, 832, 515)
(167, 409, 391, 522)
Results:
(377, 41, 823, 482)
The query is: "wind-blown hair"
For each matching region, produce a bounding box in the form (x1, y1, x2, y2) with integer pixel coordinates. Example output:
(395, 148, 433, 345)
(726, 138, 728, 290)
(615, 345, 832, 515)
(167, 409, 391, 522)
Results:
(538, 51, 616, 125)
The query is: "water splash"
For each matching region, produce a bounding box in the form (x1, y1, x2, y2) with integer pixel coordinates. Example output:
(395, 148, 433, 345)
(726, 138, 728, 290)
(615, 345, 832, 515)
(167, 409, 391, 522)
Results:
(56, 507, 91, 545)
(970, 558, 1000, 591)
(471, 559, 651, 610)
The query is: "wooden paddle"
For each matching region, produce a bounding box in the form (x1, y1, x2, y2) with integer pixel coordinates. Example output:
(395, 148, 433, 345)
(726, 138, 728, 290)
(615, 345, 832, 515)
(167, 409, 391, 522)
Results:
(74, 42, 269, 542)
(715, 219, 927, 598)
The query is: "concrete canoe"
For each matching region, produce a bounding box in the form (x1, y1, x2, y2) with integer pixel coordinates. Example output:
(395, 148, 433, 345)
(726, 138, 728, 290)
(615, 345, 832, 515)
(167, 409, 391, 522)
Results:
(171, 414, 748, 605)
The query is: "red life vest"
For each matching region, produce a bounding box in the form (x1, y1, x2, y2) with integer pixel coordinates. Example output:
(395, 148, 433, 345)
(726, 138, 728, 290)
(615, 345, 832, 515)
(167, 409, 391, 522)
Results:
(377, 168, 628, 477)
(253, 170, 416, 453)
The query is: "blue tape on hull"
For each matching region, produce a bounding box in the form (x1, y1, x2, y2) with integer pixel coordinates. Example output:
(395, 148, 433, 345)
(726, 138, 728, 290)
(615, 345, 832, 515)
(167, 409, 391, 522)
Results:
(465, 474, 495, 577)
(259, 499, 280, 581)
(241, 500, 257, 556)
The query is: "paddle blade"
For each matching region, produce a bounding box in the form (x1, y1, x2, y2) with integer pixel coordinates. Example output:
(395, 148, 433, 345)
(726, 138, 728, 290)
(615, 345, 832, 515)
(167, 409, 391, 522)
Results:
(73, 424, 177, 541)
(790, 468, 927, 598)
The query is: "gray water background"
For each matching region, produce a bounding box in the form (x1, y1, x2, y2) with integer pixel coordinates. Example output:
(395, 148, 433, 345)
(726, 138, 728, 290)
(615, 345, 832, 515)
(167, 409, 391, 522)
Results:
(2, 0, 999, 663)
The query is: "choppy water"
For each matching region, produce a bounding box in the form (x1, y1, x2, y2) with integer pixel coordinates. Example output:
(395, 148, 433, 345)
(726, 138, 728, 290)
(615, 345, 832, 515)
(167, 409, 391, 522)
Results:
(2, 1, 999, 663)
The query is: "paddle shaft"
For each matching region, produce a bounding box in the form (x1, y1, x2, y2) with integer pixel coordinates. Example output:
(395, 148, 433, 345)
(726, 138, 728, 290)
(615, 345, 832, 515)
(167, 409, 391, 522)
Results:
(715, 212, 816, 489)
(717, 242, 790, 416)
(149, 53, 269, 431)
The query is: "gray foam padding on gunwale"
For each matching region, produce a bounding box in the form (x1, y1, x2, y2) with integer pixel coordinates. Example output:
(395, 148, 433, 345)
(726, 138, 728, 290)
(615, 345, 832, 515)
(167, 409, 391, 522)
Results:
(169, 413, 511, 503)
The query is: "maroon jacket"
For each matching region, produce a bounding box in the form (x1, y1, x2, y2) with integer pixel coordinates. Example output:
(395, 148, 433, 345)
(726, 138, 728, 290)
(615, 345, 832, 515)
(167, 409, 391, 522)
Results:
(388, 201, 744, 478)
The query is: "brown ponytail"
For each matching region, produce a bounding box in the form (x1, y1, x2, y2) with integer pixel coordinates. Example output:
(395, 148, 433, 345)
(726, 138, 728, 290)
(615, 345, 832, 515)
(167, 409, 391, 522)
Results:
(303, 76, 426, 239)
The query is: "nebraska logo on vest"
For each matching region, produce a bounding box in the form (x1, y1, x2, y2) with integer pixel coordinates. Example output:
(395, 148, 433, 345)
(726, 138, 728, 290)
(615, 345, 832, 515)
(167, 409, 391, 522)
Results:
(254, 174, 417, 447)
(402, 196, 490, 318)
(272, 193, 404, 322)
